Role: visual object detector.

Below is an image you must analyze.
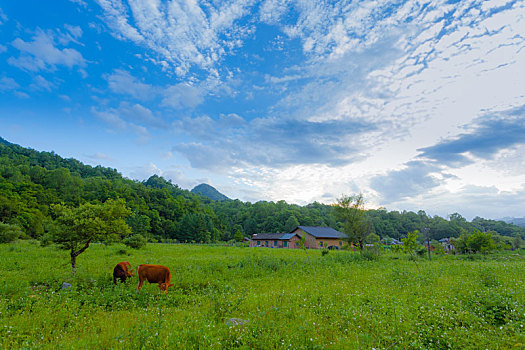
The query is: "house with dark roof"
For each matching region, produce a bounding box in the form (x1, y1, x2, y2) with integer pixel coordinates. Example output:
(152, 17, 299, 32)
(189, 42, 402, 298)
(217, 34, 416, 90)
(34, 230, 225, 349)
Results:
(249, 232, 301, 249)
(291, 226, 347, 249)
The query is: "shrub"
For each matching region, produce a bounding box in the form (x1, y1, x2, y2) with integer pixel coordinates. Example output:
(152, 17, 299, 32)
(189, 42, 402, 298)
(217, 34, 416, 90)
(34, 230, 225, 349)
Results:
(123, 234, 147, 249)
(0, 222, 23, 243)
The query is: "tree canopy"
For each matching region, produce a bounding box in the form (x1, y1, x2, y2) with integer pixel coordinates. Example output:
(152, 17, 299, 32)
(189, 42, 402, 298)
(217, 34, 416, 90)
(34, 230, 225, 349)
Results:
(51, 199, 131, 274)
(0, 140, 524, 247)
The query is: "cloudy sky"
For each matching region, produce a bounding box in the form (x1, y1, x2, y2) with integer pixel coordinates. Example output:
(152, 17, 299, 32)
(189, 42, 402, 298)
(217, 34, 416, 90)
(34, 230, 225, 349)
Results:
(1, 0, 524, 219)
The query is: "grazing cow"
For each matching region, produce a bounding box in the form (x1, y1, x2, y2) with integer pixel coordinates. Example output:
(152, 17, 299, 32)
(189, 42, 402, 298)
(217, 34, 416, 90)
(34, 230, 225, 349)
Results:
(136, 264, 174, 294)
(113, 261, 133, 284)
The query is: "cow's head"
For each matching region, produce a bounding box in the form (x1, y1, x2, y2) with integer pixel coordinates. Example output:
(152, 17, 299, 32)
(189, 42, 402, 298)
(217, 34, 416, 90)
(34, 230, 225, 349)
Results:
(159, 283, 175, 294)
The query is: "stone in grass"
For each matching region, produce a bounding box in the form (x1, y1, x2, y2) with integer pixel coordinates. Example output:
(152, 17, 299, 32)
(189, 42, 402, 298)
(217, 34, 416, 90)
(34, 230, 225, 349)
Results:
(227, 318, 249, 327)
(61, 282, 72, 290)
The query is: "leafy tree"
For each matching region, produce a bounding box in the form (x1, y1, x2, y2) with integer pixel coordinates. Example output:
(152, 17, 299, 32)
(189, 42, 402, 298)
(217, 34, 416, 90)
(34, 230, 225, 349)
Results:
(466, 230, 497, 254)
(51, 199, 131, 275)
(401, 230, 419, 255)
(455, 230, 497, 254)
(124, 234, 147, 249)
(284, 215, 300, 232)
(0, 222, 23, 243)
(366, 232, 381, 244)
(233, 229, 244, 242)
(333, 194, 372, 250)
(513, 236, 521, 251)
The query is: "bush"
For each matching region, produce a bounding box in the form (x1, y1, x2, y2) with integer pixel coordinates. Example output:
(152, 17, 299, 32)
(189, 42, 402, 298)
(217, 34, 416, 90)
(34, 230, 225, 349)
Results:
(0, 222, 23, 243)
(123, 234, 147, 249)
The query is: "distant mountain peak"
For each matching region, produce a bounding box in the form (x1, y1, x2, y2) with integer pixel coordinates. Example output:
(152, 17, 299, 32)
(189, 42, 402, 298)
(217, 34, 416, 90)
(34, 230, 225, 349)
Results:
(191, 183, 230, 201)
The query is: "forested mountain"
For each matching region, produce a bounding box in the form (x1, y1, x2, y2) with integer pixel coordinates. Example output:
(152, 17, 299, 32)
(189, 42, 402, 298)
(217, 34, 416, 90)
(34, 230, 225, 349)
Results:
(1, 137, 524, 243)
(501, 217, 525, 228)
(191, 183, 230, 201)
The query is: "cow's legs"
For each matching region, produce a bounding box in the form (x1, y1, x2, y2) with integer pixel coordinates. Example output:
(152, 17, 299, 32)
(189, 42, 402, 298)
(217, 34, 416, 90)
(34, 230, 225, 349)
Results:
(136, 278, 144, 291)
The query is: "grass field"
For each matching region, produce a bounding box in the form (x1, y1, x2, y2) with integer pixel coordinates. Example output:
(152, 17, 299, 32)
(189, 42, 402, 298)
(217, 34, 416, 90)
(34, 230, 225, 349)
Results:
(0, 241, 524, 349)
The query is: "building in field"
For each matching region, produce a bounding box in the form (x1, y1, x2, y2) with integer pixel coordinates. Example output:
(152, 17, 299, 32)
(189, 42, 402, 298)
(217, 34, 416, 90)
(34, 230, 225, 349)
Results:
(250, 226, 347, 250)
(291, 226, 347, 249)
(439, 238, 457, 252)
(249, 232, 302, 249)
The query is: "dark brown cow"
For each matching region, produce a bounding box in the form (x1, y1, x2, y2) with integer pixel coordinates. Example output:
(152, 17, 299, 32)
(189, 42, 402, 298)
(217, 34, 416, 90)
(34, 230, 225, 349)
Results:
(113, 261, 133, 284)
(136, 264, 174, 294)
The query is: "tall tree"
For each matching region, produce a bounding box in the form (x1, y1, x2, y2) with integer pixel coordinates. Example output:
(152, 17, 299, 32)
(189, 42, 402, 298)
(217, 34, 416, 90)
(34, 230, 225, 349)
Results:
(333, 194, 373, 250)
(51, 199, 131, 275)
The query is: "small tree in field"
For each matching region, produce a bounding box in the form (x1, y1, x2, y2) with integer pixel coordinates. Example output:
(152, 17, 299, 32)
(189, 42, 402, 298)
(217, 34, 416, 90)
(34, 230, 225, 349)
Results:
(512, 236, 521, 251)
(51, 199, 131, 275)
(402, 230, 419, 255)
(233, 229, 244, 242)
(333, 193, 372, 251)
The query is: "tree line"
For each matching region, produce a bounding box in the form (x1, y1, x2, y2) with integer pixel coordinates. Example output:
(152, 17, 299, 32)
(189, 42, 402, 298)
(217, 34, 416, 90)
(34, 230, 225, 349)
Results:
(1, 140, 524, 245)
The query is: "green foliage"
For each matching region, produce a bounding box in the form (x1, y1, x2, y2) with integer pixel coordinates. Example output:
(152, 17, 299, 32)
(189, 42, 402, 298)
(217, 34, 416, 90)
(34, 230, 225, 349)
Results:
(333, 193, 373, 250)
(366, 232, 380, 244)
(191, 183, 230, 201)
(51, 199, 132, 273)
(123, 234, 147, 249)
(456, 230, 497, 254)
(401, 230, 419, 255)
(233, 229, 244, 242)
(0, 222, 23, 243)
(1, 139, 525, 248)
(513, 236, 521, 250)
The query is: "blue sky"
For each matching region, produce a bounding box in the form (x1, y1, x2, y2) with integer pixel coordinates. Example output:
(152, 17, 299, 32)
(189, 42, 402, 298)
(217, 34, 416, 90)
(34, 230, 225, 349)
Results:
(1, 0, 524, 219)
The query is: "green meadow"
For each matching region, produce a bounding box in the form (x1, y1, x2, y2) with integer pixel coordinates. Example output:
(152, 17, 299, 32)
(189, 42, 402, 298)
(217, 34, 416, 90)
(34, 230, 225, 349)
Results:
(1, 242, 524, 349)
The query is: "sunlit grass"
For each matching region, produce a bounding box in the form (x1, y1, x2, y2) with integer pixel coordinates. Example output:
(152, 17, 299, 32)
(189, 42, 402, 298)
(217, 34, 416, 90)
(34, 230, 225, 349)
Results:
(1, 242, 524, 349)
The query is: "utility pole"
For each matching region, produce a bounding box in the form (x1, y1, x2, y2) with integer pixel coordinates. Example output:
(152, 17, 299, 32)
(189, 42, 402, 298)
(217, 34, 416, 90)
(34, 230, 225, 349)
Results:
(423, 227, 431, 261)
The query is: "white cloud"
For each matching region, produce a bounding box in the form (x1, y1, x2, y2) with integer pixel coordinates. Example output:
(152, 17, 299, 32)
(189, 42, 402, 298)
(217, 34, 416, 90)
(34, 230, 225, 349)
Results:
(0, 77, 19, 91)
(0, 8, 7, 25)
(9, 29, 86, 71)
(91, 106, 150, 142)
(162, 83, 206, 109)
(14, 91, 30, 99)
(30, 75, 57, 92)
(84, 152, 114, 161)
(106, 69, 154, 100)
(69, 0, 88, 8)
(95, 0, 256, 76)
(117, 102, 166, 128)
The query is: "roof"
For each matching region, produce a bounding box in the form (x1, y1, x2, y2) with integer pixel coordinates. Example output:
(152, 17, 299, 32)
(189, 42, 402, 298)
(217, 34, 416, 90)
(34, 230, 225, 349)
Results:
(293, 226, 347, 239)
(280, 233, 299, 240)
(251, 232, 300, 240)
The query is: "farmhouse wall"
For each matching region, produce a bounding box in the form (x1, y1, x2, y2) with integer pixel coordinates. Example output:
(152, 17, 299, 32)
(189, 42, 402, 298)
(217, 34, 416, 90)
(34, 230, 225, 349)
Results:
(315, 238, 344, 249)
(291, 228, 346, 249)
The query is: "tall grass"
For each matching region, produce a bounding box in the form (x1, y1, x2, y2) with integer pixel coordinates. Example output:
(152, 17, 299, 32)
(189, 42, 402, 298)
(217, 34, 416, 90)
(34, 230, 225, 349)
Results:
(0, 242, 524, 349)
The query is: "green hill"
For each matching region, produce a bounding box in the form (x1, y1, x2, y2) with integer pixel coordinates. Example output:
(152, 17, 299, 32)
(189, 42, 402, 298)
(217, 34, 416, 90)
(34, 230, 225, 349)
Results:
(0, 135, 524, 244)
(191, 183, 230, 201)
(0, 137, 11, 146)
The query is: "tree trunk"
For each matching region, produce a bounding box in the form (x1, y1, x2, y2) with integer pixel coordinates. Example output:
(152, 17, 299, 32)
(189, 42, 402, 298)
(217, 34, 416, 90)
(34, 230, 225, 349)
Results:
(70, 249, 77, 277)
(70, 240, 91, 276)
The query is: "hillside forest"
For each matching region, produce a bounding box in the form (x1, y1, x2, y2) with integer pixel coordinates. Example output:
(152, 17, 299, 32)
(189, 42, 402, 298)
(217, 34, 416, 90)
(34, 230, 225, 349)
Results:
(1, 137, 524, 246)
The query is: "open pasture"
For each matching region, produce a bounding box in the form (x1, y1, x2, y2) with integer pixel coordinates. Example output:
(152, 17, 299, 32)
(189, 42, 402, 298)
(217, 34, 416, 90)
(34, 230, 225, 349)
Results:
(0, 242, 524, 349)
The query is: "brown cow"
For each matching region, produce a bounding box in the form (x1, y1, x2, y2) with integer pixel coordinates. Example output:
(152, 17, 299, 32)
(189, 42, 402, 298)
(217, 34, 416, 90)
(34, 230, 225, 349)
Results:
(136, 264, 174, 294)
(113, 261, 133, 284)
